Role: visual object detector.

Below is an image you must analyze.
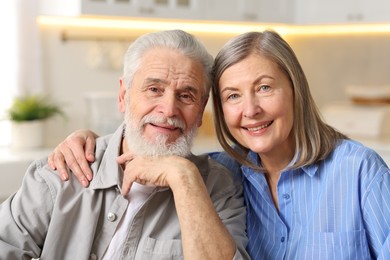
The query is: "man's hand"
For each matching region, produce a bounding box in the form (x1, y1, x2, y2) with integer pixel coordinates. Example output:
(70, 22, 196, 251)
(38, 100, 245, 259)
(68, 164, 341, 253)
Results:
(117, 153, 237, 259)
(48, 129, 99, 187)
(117, 154, 199, 195)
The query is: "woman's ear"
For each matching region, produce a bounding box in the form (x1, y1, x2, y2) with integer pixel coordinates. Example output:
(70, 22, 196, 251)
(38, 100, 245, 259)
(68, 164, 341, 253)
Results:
(118, 78, 127, 113)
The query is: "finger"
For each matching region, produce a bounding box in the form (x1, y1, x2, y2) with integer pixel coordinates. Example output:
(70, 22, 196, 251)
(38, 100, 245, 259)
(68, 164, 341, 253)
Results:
(47, 152, 57, 170)
(64, 137, 95, 183)
(121, 177, 134, 195)
(51, 150, 70, 181)
(85, 136, 96, 163)
(57, 144, 90, 187)
(121, 160, 137, 195)
(116, 153, 134, 165)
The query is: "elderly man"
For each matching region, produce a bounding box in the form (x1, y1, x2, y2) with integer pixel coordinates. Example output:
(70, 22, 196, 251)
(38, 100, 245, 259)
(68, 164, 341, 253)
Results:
(0, 30, 248, 259)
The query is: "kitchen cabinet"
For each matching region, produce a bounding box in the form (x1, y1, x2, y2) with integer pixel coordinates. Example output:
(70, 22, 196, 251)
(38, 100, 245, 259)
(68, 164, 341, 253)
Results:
(360, 0, 390, 23)
(39, 0, 294, 23)
(40, 0, 390, 24)
(204, 0, 294, 23)
(39, 0, 203, 20)
(296, 0, 390, 24)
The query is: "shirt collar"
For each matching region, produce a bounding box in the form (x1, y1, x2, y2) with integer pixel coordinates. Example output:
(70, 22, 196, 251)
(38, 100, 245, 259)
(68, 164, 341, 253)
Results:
(243, 150, 319, 177)
(89, 123, 125, 190)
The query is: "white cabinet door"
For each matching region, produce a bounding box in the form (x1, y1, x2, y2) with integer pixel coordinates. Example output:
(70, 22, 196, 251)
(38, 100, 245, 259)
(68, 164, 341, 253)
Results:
(257, 0, 294, 23)
(296, 0, 390, 24)
(134, 0, 204, 20)
(40, 0, 204, 20)
(360, 0, 390, 22)
(295, 0, 358, 24)
(204, 0, 294, 23)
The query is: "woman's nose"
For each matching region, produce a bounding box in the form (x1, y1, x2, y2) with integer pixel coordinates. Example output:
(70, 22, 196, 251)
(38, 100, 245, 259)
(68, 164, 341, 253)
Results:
(243, 96, 262, 118)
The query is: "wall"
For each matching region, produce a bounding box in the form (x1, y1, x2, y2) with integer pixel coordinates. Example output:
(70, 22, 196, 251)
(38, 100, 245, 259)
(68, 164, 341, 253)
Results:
(288, 34, 390, 109)
(39, 26, 390, 147)
(39, 26, 231, 147)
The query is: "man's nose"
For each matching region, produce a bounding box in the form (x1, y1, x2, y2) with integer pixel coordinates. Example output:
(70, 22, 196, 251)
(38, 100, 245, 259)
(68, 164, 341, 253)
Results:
(158, 94, 179, 117)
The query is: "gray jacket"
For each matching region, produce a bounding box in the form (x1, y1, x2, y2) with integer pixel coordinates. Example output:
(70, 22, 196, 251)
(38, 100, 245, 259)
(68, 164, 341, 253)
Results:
(0, 125, 248, 259)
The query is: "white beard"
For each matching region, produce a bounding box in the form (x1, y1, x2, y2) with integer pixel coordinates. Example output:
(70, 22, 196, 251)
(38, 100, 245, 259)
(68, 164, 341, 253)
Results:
(124, 110, 199, 157)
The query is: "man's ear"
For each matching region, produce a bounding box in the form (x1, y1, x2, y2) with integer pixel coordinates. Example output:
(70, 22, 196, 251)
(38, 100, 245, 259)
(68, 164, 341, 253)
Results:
(118, 78, 127, 113)
(197, 97, 209, 127)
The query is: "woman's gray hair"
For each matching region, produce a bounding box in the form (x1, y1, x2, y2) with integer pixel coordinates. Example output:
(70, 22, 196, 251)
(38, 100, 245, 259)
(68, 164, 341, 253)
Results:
(212, 30, 347, 170)
(122, 30, 214, 101)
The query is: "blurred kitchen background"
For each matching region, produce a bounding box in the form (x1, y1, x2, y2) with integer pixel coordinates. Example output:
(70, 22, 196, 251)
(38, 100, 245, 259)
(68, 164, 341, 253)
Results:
(2, 0, 390, 201)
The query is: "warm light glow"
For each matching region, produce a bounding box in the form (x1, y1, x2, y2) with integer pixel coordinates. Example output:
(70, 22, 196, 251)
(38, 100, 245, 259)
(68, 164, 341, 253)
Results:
(37, 15, 390, 37)
(286, 24, 390, 36)
(37, 16, 287, 35)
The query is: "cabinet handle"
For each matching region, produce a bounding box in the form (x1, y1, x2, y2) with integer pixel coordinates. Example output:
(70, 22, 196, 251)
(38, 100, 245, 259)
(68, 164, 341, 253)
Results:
(242, 12, 258, 21)
(347, 13, 364, 21)
(139, 7, 155, 14)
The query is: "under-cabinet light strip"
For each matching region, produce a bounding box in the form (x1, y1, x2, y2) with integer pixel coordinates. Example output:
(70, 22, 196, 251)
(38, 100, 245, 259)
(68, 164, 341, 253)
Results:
(37, 16, 390, 36)
(37, 16, 283, 35)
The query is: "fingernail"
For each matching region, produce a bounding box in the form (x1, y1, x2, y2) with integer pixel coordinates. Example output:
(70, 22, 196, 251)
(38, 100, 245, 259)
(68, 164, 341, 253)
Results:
(81, 180, 88, 187)
(87, 174, 92, 181)
(61, 174, 68, 181)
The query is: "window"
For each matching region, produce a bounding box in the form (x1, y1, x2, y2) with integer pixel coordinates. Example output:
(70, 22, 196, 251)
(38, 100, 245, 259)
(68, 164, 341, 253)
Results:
(0, 1, 41, 147)
(0, 2, 18, 146)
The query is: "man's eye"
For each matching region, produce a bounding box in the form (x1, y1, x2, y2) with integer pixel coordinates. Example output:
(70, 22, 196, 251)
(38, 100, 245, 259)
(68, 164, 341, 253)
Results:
(179, 93, 195, 102)
(148, 87, 159, 92)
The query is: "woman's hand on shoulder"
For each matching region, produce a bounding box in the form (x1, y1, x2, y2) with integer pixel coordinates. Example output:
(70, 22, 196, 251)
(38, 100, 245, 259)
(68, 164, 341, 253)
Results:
(48, 129, 99, 187)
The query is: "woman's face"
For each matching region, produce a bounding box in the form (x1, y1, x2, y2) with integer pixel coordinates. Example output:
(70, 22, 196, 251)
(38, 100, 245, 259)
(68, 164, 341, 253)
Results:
(218, 53, 294, 158)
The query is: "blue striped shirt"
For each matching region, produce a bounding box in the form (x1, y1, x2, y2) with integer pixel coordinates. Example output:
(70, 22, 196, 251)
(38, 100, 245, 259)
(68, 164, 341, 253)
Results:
(210, 139, 390, 259)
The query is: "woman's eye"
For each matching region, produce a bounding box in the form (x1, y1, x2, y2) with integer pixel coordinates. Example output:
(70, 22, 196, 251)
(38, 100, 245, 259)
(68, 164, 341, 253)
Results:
(259, 85, 270, 92)
(227, 93, 240, 100)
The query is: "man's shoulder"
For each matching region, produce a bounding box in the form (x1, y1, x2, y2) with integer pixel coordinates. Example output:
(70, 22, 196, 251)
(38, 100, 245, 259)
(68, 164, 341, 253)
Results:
(190, 153, 242, 185)
(92, 133, 117, 167)
(208, 151, 242, 178)
(14, 156, 87, 206)
(95, 134, 114, 154)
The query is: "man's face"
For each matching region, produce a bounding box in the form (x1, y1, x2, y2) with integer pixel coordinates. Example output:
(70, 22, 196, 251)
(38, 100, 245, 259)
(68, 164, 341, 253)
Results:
(119, 47, 207, 156)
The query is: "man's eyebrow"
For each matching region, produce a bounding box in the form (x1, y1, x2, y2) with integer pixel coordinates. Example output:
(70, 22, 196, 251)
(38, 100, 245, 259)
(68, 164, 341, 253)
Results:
(144, 78, 201, 95)
(183, 85, 199, 95)
(144, 77, 168, 85)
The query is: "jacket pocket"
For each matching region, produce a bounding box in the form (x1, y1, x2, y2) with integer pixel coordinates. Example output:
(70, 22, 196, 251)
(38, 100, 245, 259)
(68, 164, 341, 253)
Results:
(142, 237, 183, 260)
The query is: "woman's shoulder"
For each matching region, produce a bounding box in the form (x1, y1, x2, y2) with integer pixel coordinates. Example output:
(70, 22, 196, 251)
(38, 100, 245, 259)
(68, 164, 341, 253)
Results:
(335, 139, 378, 156)
(331, 139, 388, 171)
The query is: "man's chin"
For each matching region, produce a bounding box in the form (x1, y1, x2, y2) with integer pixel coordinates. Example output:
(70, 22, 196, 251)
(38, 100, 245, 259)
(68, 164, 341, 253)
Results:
(127, 136, 192, 157)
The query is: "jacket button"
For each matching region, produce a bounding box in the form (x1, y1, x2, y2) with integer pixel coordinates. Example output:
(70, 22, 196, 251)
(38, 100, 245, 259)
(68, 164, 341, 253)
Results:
(107, 212, 116, 222)
(90, 253, 97, 260)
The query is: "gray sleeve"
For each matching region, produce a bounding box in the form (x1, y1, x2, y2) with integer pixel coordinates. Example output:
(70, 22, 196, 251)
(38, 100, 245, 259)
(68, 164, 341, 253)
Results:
(0, 158, 54, 259)
(207, 161, 250, 260)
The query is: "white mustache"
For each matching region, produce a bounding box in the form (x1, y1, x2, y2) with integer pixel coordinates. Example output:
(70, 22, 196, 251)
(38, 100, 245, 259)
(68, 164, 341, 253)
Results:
(141, 114, 186, 131)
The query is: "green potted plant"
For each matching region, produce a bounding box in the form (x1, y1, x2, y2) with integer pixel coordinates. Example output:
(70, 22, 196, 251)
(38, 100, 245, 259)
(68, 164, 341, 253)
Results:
(7, 94, 65, 149)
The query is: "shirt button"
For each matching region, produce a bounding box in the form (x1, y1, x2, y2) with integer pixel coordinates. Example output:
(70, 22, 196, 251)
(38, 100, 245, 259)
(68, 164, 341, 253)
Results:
(282, 194, 290, 199)
(107, 212, 116, 222)
(281, 237, 285, 242)
(90, 253, 97, 260)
